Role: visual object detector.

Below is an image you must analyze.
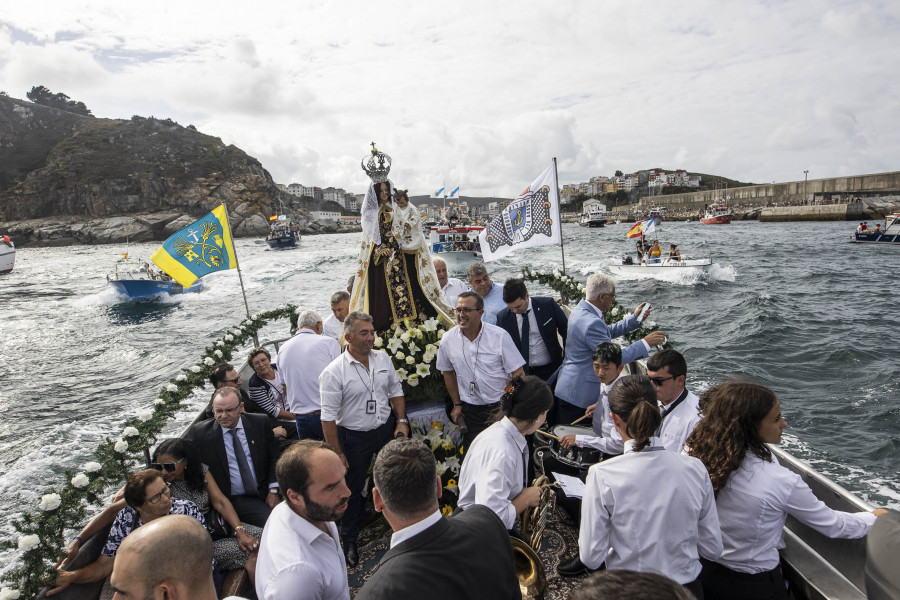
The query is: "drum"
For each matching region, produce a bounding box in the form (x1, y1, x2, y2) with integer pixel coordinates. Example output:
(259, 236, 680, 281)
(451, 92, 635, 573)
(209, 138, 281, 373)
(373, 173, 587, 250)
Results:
(537, 425, 601, 469)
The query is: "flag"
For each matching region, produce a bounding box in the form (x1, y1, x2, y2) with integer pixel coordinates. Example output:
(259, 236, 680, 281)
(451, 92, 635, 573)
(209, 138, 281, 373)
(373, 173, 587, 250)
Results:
(479, 162, 560, 262)
(151, 205, 237, 287)
(627, 222, 644, 238)
(642, 218, 657, 236)
(269, 214, 279, 221)
(430, 187, 445, 199)
(448, 186, 460, 199)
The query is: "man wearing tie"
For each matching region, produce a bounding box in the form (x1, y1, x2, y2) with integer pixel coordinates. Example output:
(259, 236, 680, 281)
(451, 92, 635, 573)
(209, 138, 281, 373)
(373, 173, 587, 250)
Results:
(496, 278, 568, 381)
(187, 386, 281, 528)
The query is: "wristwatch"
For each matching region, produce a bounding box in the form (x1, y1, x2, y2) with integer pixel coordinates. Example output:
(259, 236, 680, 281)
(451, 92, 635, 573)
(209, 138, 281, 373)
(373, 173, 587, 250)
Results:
(397, 418, 409, 424)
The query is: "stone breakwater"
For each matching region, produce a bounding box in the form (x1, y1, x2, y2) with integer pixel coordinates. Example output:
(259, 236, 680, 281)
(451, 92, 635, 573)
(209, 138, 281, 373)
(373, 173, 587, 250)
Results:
(0, 211, 361, 247)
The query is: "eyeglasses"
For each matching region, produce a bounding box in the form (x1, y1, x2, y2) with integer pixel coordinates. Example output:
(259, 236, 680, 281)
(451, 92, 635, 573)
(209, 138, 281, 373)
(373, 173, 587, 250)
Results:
(454, 307, 480, 314)
(146, 485, 172, 505)
(251, 358, 269, 367)
(223, 376, 241, 384)
(213, 403, 242, 415)
(150, 457, 185, 473)
(648, 376, 675, 386)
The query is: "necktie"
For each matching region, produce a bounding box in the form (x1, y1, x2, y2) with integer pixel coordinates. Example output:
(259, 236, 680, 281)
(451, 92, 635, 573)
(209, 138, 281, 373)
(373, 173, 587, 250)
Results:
(519, 309, 531, 366)
(229, 429, 258, 497)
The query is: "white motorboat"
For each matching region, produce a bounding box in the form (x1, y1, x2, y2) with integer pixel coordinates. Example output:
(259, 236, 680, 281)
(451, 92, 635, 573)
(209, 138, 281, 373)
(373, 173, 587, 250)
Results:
(428, 224, 484, 271)
(608, 255, 713, 277)
(0, 235, 15, 274)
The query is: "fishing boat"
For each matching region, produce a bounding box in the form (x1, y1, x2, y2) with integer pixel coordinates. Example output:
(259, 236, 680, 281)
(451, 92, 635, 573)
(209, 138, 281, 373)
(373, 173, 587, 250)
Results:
(0, 235, 15, 273)
(851, 214, 900, 244)
(106, 257, 204, 302)
(428, 224, 483, 270)
(608, 254, 713, 276)
(647, 207, 666, 224)
(266, 215, 300, 249)
(701, 204, 733, 224)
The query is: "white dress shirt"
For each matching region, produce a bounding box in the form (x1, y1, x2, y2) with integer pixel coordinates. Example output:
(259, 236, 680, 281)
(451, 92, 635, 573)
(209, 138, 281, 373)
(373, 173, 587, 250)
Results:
(457, 417, 529, 529)
(322, 314, 343, 342)
(319, 349, 403, 431)
(256, 502, 350, 600)
(714, 452, 876, 574)
(657, 390, 701, 453)
(575, 373, 625, 455)
(516, 298, 552, 367)
(278, 329, 341, 414)
(389, 510, 442, 549)
(579, 437, 723, 584)
(436, 323, 525, 406)
(441, 277, 469, 308)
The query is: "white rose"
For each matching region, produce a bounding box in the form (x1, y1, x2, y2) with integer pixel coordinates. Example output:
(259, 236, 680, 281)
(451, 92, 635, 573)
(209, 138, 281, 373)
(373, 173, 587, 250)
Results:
(1, 588, 21, 600)
(214, 349, 223, 358)
(166, 384, 178, 392)
(175, 374, 187, 382)
(17, 534, 40, 552)
(203, 357, 215, 366)
(71, 473, 90, 489)
(374, 337, 383, 348)
(123, 427, 140, 437)
(84, 461, 102, 473)
(154, 398, 165, 406)
(39, 493, 61, 511)
(225, 334, 234, 342)
(138, 410, 153, 422)
(646, 320, 656, 328)
(400, 332, 411, 343)
(190, 365, 202, 373)
(396, 351, 405, 360)
(216, 340, 225, 346)
(437, 330, 445, 339)
(114, 439, 129, 453)
(405, 356, 415, 365)
(406, 375, 420, 387)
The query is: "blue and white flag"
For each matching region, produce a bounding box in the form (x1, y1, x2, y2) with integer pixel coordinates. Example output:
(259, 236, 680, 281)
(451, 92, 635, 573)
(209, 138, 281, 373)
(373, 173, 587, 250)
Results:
(430, 187, 445, 199)
(448, 186, 460, 199)
(478, 162, 561, 262)
(642, 218, 657, 236)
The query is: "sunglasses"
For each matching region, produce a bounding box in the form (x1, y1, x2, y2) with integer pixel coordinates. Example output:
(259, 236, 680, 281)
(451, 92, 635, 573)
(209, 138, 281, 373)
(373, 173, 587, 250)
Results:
(648, 376, 675, 386)
(150, 457, 185, 473)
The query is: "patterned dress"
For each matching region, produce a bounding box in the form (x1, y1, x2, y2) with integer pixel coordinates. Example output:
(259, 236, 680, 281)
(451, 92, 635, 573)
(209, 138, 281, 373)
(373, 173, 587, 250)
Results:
(102, 498, 207, 558)
(169, 465, 263, 571)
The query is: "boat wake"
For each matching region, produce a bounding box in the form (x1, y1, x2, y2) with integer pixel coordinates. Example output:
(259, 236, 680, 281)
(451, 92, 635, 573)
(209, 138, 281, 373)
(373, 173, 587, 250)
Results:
(610, 262, 737, 285)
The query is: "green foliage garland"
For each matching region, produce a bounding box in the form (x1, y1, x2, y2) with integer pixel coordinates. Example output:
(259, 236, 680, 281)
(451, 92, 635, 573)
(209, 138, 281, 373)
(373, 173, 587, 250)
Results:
(0, 306, 298, 600)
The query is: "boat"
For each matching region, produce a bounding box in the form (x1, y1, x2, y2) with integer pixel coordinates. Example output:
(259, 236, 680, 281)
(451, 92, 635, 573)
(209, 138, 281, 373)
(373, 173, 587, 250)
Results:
(608, 254, 713, 276)
(428, 224, 484, 271)
(106, 257, 204, 302)
(266, 216, 300, 249)
(852, 214, 900, 244)
(0, 235, 15, 273)
(647, 207, 666, 224)
(701, 204, 733, 224)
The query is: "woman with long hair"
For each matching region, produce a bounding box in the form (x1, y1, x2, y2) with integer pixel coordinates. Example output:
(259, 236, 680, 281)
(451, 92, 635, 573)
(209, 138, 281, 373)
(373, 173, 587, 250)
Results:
(686, 381, 886, 600)
(570, 375, 722, 597)
(457, 374, 554, 530)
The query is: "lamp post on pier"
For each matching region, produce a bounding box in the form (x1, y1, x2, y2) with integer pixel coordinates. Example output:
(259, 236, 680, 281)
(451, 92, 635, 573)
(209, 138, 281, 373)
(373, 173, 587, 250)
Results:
(803, 170, 809, 203)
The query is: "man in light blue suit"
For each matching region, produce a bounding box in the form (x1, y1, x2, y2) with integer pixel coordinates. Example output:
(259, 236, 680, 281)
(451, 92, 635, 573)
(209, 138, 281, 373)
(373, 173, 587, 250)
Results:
(554, 274, 666, 425)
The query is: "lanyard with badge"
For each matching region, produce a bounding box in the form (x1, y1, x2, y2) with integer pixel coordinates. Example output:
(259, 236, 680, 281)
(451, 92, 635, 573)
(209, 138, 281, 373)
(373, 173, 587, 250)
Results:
(352, 362, 377, 414)
(461, 328, 483, 400)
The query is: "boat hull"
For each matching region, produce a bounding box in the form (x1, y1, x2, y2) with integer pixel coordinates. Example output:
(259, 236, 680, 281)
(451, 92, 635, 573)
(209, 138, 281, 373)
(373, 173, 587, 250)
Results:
(852, 232, 900, 244)
(266, 235, 299, 249)
(578, 219, 605, 228)
(700, 214, 733, 224)
(609, 258, 712, 276)
(432, 250, 483, 271)
(0, 244, 14, 273)
(108, 278, 204, 302)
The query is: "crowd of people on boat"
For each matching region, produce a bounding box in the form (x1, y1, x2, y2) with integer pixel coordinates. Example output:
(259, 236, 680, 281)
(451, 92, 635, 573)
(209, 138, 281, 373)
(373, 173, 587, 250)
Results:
(48, 170, 897, 600)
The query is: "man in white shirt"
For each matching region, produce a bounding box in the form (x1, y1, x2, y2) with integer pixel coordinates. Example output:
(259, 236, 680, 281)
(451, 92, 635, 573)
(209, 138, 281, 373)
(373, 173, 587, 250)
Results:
(646, 350, 701, 453)
(278, 309, 341, 441)
(465, 262, 505, 325)
(322, 291, 350, 342)
(355, 438, 520, 600)
(319, 311, 410, 567)
(434, 258, 468, 308)
(256, 440, 351, 600)
(437, 291, 525, 450)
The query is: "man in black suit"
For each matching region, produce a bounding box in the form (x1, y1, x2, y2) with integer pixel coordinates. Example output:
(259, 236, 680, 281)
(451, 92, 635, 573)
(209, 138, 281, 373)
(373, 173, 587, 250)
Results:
(356, 438, 521, 600)
(496, 278, 568, 382)
(186, 387, 281, 527)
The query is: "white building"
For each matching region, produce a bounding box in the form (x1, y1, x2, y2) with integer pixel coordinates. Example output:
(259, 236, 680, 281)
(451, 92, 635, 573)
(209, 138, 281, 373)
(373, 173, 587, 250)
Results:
(286, 183, 303, 196)
(310, 211, 341, 221)
(583, 199, 607, 215)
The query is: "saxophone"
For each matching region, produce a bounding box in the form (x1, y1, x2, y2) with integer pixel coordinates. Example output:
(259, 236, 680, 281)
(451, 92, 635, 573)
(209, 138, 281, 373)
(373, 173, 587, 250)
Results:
(512, 453, 557, 600)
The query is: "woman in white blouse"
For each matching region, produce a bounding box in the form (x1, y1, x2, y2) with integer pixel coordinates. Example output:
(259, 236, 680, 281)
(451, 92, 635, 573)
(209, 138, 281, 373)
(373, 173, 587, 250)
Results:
(456, 375, 554, 530)
(569, 375, 722, 598)
(687, 381, 887, 600)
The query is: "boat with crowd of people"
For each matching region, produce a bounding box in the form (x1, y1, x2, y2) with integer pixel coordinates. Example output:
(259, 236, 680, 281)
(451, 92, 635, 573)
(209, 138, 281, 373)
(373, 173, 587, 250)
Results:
(700, 204, 733, 224)
(428, 224, 484, 271)
(852, 214, 900, 244)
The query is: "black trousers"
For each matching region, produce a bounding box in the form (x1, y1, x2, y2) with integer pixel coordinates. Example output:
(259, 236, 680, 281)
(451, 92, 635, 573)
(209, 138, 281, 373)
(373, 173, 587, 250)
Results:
(555, 398, 588, 428)
(229, 494, 272, 529)
(700, 558, 788, 600)
(460, 401, 500, 452)
(338, 419, 395, 541)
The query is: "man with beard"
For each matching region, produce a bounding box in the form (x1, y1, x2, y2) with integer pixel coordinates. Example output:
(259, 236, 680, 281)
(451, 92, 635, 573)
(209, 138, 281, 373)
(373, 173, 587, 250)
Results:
(256, 440, 352, 600)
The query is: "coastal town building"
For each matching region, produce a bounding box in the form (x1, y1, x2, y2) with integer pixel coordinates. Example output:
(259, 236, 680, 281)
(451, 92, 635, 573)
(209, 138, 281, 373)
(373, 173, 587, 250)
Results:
(310, 211, 341, 221)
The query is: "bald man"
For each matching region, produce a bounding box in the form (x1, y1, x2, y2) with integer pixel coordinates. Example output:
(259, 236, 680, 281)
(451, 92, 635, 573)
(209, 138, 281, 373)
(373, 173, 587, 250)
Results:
(434, 258, 468, 307)
(110, 514, 216, 600)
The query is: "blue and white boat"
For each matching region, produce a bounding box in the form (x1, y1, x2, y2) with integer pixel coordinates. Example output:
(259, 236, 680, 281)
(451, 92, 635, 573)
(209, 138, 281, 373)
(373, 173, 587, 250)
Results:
(852, 213, 900, 244)
(107, 257, 204, 301)
(0, 235, 15, 274)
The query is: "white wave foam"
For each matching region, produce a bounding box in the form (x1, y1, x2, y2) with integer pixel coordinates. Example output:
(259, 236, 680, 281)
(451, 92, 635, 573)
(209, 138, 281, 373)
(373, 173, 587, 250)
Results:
(72, 288, 128, 306)
(607, 261, 736, 286)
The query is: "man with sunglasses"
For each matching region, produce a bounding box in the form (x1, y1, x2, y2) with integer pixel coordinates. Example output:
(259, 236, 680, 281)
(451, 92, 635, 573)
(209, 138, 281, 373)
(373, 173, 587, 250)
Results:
(646, 349, 701, 453)
(187, 387, 281, 528)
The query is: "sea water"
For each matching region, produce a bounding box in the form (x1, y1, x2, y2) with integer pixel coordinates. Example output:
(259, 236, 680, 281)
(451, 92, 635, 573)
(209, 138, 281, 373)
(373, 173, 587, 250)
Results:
(1, 220, 898, 569)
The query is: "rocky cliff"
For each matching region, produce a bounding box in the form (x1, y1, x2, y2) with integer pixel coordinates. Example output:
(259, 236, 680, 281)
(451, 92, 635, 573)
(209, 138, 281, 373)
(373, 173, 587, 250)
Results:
(0, 95, 352, 246)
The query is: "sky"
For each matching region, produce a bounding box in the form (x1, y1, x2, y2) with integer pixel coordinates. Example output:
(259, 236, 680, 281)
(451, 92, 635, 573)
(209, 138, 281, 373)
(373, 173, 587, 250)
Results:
(2, 0, 899, 197)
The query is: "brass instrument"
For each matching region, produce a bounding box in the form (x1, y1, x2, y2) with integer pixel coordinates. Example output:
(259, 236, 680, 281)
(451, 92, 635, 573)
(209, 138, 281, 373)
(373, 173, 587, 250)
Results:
(512, 452, 557, 600)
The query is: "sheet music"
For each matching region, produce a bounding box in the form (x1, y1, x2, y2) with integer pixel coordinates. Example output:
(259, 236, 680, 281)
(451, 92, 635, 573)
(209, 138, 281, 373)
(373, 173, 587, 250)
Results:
(552, 472, 586, 499)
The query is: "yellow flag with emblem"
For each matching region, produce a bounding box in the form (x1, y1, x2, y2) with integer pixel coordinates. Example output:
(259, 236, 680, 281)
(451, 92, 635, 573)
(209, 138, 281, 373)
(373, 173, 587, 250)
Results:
(151, 205, 236, 287)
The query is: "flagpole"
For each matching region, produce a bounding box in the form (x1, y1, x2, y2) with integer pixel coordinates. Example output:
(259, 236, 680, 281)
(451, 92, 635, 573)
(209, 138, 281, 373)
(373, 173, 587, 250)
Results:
(553, 157, 567, 275)
(219, 200, 258, 345)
